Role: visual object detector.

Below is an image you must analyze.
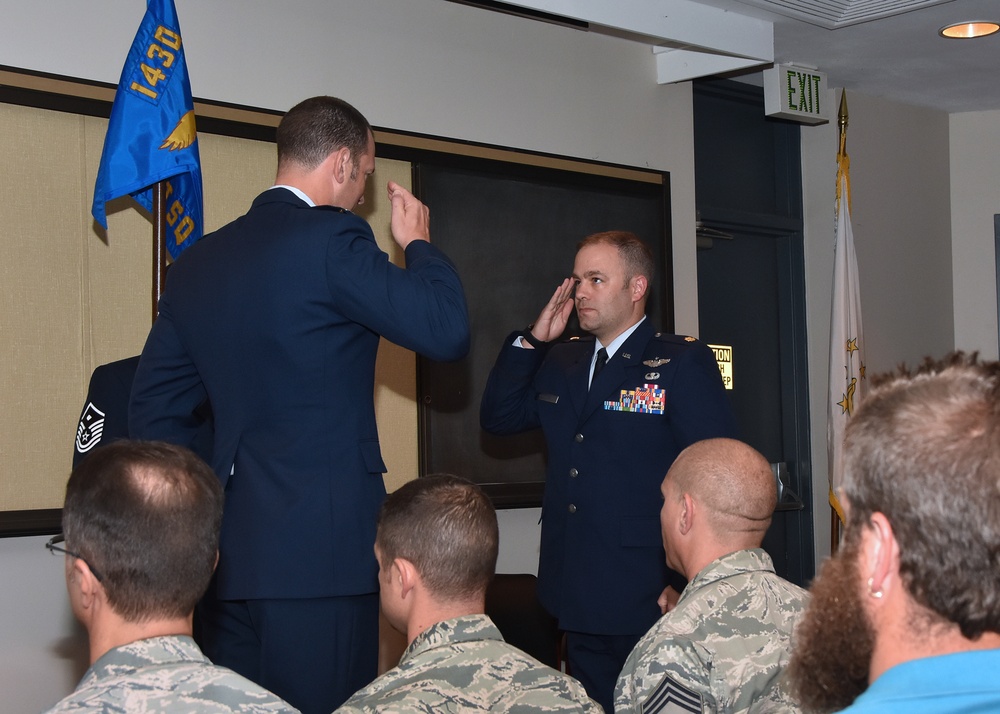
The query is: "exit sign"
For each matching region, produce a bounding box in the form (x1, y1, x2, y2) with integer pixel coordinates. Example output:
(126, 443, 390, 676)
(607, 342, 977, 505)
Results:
(763, 64, 829, 125)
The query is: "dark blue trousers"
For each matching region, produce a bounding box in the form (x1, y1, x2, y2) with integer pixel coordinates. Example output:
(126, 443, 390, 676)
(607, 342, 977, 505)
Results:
(197, 589, 379, 714)
(565, 630, 644, 713)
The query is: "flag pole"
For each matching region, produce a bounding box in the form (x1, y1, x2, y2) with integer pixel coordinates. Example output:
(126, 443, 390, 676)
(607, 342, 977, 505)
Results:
(831, 89, 849, 552)
(153, 182, 168, 323)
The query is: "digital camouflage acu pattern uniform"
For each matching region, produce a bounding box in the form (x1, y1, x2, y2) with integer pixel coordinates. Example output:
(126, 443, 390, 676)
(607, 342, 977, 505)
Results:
(614, 549, 808, 714)
(45, 635, 299, 713)
(337, 614, 603, 713)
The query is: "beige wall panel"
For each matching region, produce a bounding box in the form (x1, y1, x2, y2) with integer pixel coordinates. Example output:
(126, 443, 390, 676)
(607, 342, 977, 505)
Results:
(1, 104, 87, 509)
(199, 133, 275, 231)
(356, 158, 419, 494)
(83, 116, 154, 370)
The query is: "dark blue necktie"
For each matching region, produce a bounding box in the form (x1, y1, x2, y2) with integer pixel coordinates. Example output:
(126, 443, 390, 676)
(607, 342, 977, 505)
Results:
(591, 347, 608, 389)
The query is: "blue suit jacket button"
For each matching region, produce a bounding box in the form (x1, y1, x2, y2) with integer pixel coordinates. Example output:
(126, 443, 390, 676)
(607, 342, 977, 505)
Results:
(574, 433, 584, 442)
(568, 503, 577, 513)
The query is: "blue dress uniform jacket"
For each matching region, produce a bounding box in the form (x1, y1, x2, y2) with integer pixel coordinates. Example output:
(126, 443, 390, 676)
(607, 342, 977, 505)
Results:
(74, 356, 140, 467)
(481, 319, 737, 635)
(129, 188, 470, 602)
(73, 356, 213, 469)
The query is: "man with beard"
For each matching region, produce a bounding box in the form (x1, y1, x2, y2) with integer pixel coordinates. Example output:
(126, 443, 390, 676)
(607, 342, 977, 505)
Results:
(788, 353, 1000, 713)
(615, 438, 809, 713)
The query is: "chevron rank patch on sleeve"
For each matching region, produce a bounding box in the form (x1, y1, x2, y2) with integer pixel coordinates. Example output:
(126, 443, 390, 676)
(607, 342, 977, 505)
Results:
(643, 674, 702, 714)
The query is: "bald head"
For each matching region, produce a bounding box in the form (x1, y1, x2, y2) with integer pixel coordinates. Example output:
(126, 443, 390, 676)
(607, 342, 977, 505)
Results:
(666, 438, 775, 545)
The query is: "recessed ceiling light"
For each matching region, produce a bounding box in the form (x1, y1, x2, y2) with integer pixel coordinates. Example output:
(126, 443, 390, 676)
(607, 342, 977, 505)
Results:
(939, 21, 1000, 39)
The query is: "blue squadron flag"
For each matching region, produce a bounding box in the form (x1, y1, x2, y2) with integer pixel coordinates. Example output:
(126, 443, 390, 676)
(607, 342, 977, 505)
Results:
(91, 0, 203, 259)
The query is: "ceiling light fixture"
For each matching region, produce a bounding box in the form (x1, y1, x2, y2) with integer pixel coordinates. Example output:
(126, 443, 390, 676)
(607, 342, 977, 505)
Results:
(939, 21, 1000, 39)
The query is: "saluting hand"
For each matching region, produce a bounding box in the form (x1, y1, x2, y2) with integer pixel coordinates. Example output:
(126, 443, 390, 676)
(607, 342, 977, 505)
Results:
(525, 278, 575, 347)
(387, 180, 430, 250)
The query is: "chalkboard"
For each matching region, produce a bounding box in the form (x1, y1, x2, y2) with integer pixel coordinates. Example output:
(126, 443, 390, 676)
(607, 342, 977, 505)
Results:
(414, 160, 671, 506)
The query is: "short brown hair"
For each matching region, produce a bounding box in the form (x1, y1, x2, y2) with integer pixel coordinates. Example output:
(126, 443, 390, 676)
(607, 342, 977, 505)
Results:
(843, 352, 1000, 638)
(578, 231, 655, 287)
(376, 475, 498, 601)
(276, 96, 372, 172)
(63, 441, 223, 622)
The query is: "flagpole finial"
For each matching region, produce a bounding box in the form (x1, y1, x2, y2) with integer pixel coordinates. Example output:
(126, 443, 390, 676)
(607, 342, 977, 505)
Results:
(838, 90, 849, 135)
(837, 89, 849, 158)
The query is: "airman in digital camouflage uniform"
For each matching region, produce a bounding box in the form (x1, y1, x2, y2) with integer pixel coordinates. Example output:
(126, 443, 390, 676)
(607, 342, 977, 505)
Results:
(44, 441, 297, 714)
(614, 439, 808, 714)
(337, 475, 602, 713)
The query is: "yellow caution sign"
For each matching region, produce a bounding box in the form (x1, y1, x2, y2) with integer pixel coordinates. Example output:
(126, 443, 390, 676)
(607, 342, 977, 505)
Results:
(708, 344, 733, 390)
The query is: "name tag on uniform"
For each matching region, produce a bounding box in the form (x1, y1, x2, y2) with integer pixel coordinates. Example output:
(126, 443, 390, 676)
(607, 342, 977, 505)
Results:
(537, 393, 559, 404)
(604, 384, 665, 414)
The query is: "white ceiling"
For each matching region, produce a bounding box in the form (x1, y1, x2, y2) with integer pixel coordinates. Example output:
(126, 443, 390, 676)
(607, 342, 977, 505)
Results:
(483, 0, 1000, 114)
(715, 0, 1000, 113)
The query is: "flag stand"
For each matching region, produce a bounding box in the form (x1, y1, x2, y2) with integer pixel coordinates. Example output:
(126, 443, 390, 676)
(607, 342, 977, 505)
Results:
(153, 182, 168, 322)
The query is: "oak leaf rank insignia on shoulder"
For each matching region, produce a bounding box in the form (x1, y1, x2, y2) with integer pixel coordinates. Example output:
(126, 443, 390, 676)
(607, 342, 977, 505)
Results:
(653, 333, 699, 345)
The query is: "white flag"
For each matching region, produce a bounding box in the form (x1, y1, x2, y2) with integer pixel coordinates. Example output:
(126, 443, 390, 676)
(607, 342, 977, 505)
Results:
(828, 154, 866, 524)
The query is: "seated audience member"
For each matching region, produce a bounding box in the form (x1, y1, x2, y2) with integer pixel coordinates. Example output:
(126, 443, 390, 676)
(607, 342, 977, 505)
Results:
(788, 353, 1000, 713)
(45, 440, 298, 713)
(615, 438, 809, 713)
(336, 474, 602, 713)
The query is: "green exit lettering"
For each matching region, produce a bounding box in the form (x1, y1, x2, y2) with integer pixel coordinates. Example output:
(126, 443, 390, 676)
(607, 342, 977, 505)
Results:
(785, 70, 823, 115)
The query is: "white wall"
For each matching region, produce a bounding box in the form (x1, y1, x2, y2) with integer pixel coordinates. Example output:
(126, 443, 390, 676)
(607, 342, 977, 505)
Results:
(846, 94, 954, 371)
(0, 536, 88, 713)
(950, 110, 1000, 359)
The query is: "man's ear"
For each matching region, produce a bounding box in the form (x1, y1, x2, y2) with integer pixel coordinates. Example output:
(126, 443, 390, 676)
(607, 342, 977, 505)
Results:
(862, 512, 899, 599)
(679, 493, 695, 536)
(318, 147, 353, 186)
(631, 274, 648, 303)
(333, 147, 353, 183)
(393, 557, 420, 599)
(71, 558, 103, 610)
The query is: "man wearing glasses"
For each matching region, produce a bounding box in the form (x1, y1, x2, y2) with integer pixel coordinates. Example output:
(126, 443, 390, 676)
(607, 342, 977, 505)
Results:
(44, 440, 297, 713)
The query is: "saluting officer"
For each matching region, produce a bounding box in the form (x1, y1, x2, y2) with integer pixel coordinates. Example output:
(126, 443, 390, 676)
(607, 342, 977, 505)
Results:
(481, 230, 737, 712)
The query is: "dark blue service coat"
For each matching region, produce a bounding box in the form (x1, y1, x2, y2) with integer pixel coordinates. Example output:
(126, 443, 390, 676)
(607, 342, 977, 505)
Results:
(129, 188, 469, 601)
(73, 355, 213, 468)
(481, 319, 737, 635)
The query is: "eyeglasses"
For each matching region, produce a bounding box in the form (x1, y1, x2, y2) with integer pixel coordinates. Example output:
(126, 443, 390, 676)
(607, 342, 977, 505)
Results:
(45, 534, 104, 583)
